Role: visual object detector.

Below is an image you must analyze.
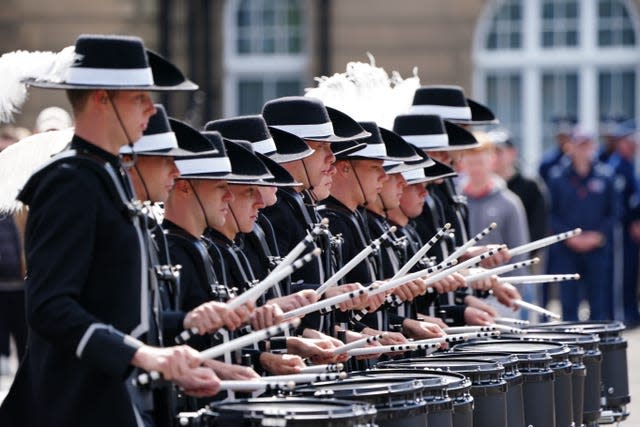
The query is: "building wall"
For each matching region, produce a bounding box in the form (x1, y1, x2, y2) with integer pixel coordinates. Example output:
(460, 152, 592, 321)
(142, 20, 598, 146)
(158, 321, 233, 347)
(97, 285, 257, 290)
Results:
(329, 0, 486, 90)
(0, 0, 157, 130)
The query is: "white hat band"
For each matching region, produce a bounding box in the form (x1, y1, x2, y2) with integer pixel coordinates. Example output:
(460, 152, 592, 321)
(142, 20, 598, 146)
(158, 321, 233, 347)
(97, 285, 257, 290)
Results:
(408, 105, 472, 121)
(401, 134, 449, 149)
(270, 121, 334, 139)
(120, 132, 178, 154)
(176, 157, 231, 175)
(251, 137, 278, 155)
(66, 66, 154, 86)
(346, 142, 388, 158)
(402, 168, 427, 181)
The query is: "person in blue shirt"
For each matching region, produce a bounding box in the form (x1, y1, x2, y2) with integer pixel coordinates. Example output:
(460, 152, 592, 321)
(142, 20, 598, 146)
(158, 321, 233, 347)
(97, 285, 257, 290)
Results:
(539, 114, 577, 183)
(546, 127, 619, 321)
(606, 120, 640, 326)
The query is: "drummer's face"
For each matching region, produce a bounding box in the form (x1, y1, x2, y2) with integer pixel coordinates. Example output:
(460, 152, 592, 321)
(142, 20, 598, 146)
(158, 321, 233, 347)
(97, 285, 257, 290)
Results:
(379, 173, 407, 210)
(399, 182, 427, 218)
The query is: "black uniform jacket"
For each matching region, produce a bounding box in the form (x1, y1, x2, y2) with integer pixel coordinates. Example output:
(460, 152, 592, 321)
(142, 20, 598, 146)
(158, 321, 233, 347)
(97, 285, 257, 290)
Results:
(0, 138, 146, 427)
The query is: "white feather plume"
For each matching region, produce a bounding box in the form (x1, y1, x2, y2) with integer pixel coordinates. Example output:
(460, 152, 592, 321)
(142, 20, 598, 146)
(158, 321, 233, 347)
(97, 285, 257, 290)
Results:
(0, 46, 78, 123)
(305, 54, 420, 129)
(0, 128, 74, 213)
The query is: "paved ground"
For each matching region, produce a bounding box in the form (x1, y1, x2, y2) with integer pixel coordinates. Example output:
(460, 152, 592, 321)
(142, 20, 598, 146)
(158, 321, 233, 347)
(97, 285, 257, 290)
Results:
(1, 323, 639, 425)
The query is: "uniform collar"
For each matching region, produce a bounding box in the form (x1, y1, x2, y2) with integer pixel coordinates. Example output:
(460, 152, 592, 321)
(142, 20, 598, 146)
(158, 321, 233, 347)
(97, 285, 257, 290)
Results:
(70, 135, 122, 169)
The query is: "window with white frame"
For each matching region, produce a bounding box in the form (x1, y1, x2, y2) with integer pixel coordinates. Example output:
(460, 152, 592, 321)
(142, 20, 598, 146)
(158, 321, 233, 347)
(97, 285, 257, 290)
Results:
(224, 0, 309, 116)
(474, 0, 640, 175)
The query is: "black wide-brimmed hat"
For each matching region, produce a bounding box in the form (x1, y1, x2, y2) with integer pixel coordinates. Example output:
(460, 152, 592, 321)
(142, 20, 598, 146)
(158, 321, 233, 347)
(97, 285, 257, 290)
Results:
(120, 105, 194, 157)
(334, 121, 405, 161)
(223, 139, 276, 186)
(255, 152, 302, 187)
(325, 107, 368, 156)
(393, 114, 479, 152)
(381, 128, 434, 174)
(204, 115, 313, 163)
(402, 157, 457, 185)
(169, 119, 232, 180)
(24, 34, 197, 91)
(409, 85, 498, 125)
(262, 96, 370, 145)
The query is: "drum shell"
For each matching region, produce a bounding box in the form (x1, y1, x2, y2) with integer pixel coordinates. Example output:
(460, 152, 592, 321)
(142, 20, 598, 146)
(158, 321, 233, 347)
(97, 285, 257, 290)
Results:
(295, 374, 428, 427)
(531, 321, 629, 408)
(364, 369, 471, 427)
(453, 340, 566, 427)
(194, 397, 377, 427)
(376, 358, 507, 427)
(429, 352, 525, 427)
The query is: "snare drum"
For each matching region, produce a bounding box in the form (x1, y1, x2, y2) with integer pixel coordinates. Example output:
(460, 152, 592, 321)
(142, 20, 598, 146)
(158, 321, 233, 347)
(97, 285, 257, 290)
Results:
(296, 375, 428, 427)
(429, 352, 525, 427)
(365, 369, 472, 427)
(532, 320, 629, 422)
(505, 330, 602, 426)
(377, 358, 508, 427)
(176, 397, 377, 426)
(454, 340, 574, 427)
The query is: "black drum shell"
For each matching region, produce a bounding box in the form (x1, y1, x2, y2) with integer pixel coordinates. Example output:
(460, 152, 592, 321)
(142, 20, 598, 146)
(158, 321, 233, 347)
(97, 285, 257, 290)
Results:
(376, 357, 508, 427)
(364, 369, 472, 427)
(295, 374, 428, 427)
(185, 397, 377, 427)
(530, 320, 629, 409)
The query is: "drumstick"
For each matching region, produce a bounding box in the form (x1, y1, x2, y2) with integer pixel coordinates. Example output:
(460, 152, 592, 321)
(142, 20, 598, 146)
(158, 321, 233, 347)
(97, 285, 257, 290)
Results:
(494, 317, 530, 326)
(299, 363, 344, 373)
(347, 343, 418, 357)
(489, 324, 526, 334)
(262, 372, 347, 383)
(270, 220, 325, 274)
(508, 228, 582, 257)
(134, 319, 301, 388)
(331, 333, 387, 355)
(464, 258, 539, 284)
(411, 331, 500, 346)
(497, 274, 580, 284)
(174, 250, 319, 344)
(440, 222, 497, 265)
(392, 223, 451, 278)
(513, 299, 561, 319)
(316, 226, 397, 295)
(444, 325, 498, 334)
(219, 380, 295, 392)
(229, 248, 321, 309)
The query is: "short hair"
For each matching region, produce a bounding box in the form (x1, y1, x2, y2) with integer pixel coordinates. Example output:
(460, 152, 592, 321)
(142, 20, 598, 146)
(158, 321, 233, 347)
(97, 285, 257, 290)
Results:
(468, 131, 495, 153)
(65, 90, 93, 114)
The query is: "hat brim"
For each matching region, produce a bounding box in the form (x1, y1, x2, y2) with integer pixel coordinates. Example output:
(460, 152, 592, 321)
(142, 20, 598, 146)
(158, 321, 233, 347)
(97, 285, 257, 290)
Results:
(446, 99, 499, 125)
(425, 121, 480, 152)
(255, 153, 303, 187)
(267, 150, 315, 164)
(24, 49, 198, 92)
(385, 157, 435, 174)
(131, 147, 196, 158)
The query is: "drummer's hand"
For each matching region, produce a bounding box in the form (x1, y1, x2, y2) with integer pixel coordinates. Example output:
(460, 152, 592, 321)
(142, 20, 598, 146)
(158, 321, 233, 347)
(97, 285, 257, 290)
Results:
(430, 272, 466, 294)
(132, 345, 202, 381)
(202, 359, 261, 381)
(464, 268, 497, 292)
(492, 282, 521, 310)
(363, 328, 408, 346)
(365, 283, 386, 312)
(325, 282, 369, 311)
(259, 353, 305, 375)
(402, 318, 446, 339)
(287, 336, 347, 364)
(250, 303, 284, 330)
(268, 290, 319, 313)
(340, 329, 383, 360)
(392, 279, 426, 302)
(183, 300, 251, 334)
(416, 314, 448, 329)
(464, 306, 495, 326)
(464, 295, 498, 317)
(464, 245, 510, 268)
(176, 366, 221, 397)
